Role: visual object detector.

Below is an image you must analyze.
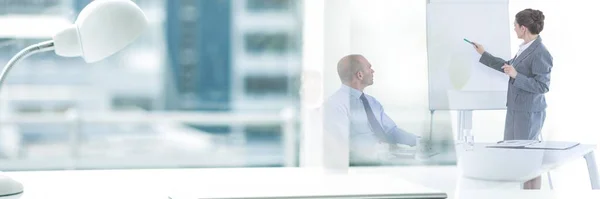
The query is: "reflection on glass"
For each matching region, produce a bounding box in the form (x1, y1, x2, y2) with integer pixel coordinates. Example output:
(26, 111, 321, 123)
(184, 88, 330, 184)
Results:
(0, 0, 302, 170)
(246, 0, 294, 12)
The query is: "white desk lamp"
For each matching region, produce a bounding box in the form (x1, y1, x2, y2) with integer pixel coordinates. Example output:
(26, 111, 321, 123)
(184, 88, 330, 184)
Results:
(0, 0, 147, 197)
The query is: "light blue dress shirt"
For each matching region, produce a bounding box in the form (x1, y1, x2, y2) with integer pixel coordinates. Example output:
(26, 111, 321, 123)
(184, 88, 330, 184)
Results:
(323, 85, 418, 160)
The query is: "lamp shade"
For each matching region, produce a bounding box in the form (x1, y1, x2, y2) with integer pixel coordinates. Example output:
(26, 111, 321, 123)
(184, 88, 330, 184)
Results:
(53, 0, 148, 63)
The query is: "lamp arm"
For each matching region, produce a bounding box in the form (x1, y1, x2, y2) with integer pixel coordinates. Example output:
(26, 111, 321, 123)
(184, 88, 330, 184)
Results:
(0, 40, 55, 90)
(0, 40, 53, 197)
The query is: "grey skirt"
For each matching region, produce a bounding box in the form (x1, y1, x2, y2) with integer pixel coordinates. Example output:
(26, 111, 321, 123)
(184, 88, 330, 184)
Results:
(504, 110, 546, 141)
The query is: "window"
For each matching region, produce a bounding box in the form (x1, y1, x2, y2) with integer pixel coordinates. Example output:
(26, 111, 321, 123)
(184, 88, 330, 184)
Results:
(14, 101, 75, 114)
(0, 0, 63, 15)
(244, 75, 289, 95)
(244, 33, 298, 54)
(244, 125, 281, 145)
(0, 0, 302, 170)
(0, 39, 79, 66)
(111, 96, 153, 111)
(16, 105, 42, 113)
(246, 0, 294, 12)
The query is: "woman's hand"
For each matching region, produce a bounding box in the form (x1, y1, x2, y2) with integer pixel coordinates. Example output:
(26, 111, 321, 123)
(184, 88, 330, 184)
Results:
(473, 42, 485, 55)
(502, 64, 518, 78)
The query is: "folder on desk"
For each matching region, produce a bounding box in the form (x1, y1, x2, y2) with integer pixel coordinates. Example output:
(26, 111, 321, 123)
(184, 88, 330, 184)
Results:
(487, 140, 579, 150)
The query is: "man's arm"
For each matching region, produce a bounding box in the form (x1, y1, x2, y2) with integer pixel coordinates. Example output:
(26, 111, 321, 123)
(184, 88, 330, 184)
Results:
(372, 99, 418, 146)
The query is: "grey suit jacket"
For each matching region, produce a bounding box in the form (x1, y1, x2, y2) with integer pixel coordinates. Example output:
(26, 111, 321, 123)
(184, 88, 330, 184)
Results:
(479, 36, 553, 112)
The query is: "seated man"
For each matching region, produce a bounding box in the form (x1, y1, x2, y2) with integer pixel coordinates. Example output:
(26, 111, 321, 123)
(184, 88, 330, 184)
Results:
(323, 54, 419, 164)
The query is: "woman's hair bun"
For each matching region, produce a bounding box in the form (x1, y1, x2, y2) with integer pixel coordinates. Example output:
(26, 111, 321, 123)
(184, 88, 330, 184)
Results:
(531, 10, 545, 23)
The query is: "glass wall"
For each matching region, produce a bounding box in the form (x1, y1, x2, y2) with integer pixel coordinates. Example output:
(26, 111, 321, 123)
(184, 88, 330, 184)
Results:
(0, 0, 302, 170)
(2, 0, 596, 179)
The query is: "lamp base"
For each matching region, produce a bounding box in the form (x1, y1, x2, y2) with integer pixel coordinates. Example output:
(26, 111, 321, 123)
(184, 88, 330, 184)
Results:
(0, 175, 22, 198)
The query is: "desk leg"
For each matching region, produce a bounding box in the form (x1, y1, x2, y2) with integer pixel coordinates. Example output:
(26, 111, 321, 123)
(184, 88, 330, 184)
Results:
(584, 151, 600, 189)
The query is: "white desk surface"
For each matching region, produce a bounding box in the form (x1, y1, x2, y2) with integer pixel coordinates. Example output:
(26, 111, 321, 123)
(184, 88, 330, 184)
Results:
(455, 190, 600, 199)
(4, 168, 447, 199)
(0, 143, 596, 199)
(351, 166, 600, 199)
(1, 166, 600, 199)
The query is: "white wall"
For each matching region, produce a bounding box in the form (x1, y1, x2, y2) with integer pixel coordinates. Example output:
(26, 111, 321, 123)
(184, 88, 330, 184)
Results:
(466, 0, 600, 189)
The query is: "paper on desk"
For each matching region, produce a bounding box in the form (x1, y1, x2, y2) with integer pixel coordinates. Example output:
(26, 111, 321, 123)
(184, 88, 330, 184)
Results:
(487, 140, 539, 148)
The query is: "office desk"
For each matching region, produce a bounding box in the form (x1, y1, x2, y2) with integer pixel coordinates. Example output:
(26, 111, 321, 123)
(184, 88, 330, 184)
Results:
(3, 168, 447, 199)
(351, 166, 600, 199)
(457, 143, 599, 189)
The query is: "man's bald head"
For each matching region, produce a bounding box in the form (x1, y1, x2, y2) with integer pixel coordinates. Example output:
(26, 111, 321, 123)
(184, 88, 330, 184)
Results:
(337, 54, 367, 83)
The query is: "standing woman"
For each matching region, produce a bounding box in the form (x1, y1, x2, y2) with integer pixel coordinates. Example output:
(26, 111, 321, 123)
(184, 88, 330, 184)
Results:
(473, 8, 552, 189)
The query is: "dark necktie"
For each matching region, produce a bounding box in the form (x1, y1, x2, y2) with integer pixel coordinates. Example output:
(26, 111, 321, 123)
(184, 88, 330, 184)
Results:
(359, 94, 391, 143)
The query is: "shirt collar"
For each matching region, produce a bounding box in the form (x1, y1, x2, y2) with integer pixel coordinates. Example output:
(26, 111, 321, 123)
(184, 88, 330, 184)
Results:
(340, 84, 363, 99)
(519, 37, 536, 50)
